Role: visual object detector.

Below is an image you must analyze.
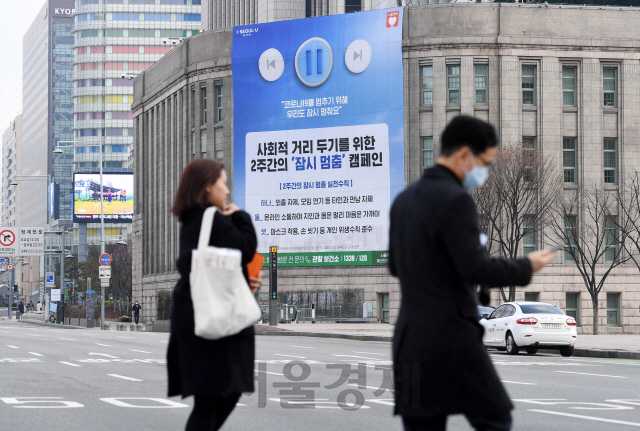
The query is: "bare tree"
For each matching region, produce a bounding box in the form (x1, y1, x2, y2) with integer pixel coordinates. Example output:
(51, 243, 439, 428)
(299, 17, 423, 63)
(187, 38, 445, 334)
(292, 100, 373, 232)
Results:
(471, 142, 563, 302)
(84, 244, 132, 315)
(547, 183, 630, 335)
(615, 170, 640, 272)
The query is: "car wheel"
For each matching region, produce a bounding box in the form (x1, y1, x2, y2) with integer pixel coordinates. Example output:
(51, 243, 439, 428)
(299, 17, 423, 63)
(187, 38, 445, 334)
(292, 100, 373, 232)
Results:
(560, 346, 574, 357)
(506, 333, 519, 355)
(526, 347, 538, 355)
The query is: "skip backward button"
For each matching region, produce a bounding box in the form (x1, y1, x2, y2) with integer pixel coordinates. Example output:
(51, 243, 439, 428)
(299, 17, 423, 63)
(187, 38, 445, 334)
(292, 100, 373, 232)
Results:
(345, 39, 371, 74)
(259, 48, 284, 82)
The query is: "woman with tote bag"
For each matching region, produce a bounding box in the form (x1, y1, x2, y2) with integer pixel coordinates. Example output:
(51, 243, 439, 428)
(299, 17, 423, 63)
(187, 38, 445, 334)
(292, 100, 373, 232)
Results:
(168, 159, 261, 431)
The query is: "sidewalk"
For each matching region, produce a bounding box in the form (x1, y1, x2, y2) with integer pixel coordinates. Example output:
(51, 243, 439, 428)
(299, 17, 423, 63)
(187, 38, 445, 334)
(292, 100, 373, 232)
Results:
(255, 323, 640, 359)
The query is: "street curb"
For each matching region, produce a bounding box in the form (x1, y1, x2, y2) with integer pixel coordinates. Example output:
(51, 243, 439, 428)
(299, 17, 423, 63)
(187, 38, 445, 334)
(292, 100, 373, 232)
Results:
(18, 320, 87, 330)
(254, 327, 392, 342)
(255, 328, 640, 357)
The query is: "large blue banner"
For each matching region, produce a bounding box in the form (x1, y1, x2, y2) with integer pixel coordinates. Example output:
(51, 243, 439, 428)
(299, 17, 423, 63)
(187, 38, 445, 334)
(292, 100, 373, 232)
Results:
(232, 9, 404, 260)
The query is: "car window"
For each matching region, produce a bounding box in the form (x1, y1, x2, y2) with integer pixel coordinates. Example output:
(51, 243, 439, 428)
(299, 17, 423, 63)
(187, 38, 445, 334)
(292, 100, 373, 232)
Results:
(504, 305, 516, 317)
(519, 304, 565, 315)
(489, 305, 506, 319)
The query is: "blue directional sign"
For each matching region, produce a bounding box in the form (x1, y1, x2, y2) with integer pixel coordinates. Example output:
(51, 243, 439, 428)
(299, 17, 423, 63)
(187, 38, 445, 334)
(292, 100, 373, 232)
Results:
(0, 258, 5, 264)
(46, 274, 54, 283)
(99, 253, 112, 266)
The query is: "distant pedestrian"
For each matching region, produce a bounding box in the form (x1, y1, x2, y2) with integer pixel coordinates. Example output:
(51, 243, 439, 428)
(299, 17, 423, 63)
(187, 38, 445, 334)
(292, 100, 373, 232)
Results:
(18, 301, 24, 319)
(132, 301, 142, 324)
(29, 301, 34, 311)
(388, 116, 556, 431)
(168, 159, 262, 431)
(107, 190, 112, 203)
(121, 189, 127, 202)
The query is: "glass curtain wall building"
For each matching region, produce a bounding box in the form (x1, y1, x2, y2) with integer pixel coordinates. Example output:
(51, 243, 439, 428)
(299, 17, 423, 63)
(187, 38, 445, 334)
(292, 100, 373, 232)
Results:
(72, 0, 201, 245)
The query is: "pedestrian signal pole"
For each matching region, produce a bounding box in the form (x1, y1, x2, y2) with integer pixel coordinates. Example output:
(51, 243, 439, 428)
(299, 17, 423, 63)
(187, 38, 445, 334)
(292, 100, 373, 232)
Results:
(269, 246, 278, 326)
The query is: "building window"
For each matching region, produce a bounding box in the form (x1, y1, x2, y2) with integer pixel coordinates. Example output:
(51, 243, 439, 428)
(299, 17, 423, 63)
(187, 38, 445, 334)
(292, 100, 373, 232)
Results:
(563, 138, 577, 183)
(201, 87, 207, 124)
(215, 85, 223, 122)
(524, 292, 539, 302)
(564, 215, 577, 262)
(603, 68, 617, 107)
(421, 66, 433, 106)
(523, 215, 536, 256)
(605, 216, 618, 263)
(475, 64, 488, 104)
(447, 65, 460, 105)
(604, 138, 617, 184)
(606, 293, 621, 327)
(422, 137, 433, 169)
(380, 293, 390, 324)
(522, 65, 536, 105)
(344, 0, 361, 13)
(523, 137, 536, 182)
(562, 66, 576, 106)
(566, 293, 581, 326)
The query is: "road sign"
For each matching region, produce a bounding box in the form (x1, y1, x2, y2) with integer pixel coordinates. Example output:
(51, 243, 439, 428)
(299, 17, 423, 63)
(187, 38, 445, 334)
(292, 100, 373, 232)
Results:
(99, 253, 112, 266)
(19, 227, 44, 256)
(6, 264, 13, 271)
(101, 278, 109, 287)
(99, 266, 111, 278)
(0, 258, 5, 264)
(45, 272, 55, 288)
(0, 228, 19, 256)
(51, 289, 61, 302)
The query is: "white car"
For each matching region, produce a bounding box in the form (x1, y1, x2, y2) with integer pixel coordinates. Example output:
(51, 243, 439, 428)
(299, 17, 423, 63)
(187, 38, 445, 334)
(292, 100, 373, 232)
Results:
(479, 301, 577, 357)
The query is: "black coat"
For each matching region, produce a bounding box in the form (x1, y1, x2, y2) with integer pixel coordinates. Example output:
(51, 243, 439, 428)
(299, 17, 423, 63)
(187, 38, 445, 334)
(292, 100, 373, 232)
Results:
(132, 304, 141, 315)
(167, 206, 258, 398)
(388, 165, 533, 417)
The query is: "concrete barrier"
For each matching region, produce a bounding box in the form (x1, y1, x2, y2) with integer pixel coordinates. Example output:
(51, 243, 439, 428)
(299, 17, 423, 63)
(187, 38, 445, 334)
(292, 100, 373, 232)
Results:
(129, 324, 137, 331)
(145, 322, 154, 332)
(22, 312, 46, 322)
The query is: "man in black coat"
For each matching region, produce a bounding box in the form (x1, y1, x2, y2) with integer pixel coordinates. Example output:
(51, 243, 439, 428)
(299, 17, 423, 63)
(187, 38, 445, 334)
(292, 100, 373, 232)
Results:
(132, 301, 141, 324)
(389, 116, 556, 431)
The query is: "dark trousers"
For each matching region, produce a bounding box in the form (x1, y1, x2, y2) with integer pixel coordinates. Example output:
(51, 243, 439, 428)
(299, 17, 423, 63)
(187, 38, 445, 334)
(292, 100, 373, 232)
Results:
(134, 314, 139, 324)
(186, 393, 241, 431)
(402, 413, 512, 431)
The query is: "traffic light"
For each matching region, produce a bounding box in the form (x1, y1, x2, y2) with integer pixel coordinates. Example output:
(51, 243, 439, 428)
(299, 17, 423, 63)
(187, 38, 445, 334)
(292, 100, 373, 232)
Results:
(13, 285, 17, 293)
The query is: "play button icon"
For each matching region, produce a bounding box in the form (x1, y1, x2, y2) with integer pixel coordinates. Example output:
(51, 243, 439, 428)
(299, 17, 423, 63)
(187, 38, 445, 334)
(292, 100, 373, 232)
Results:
(259, 48, 284, 82)
(345, 39, 371, 74)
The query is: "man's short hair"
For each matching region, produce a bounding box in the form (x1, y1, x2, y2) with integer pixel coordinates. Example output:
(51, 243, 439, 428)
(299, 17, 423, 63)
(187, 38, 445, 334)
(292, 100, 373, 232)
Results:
(440, 115, 498, 157)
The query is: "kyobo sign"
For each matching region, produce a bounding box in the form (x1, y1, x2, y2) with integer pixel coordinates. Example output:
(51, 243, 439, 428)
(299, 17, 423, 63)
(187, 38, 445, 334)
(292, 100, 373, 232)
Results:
(54, 8, 75, 16)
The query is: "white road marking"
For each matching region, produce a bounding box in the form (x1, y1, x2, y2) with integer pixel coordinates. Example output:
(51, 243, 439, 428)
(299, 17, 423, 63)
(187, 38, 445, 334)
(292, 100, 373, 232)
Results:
(501, 380, 537, 386)
(28, 352, 44, 357)
(236, 403, 247, 407)
(130, 350, 152, 354)
(95, 343, 113, 347)
(333, 354, 382, 361)
(0, 331, 9, 333)
(290, 346, 316, 349)
(347, 384, 395, 393)
(59, 338, 76, 341)
(160, 341, 169, 344)
(554, 371, 627, 379)
(255, 369, 285, 376)
(117, 336, 134, 339)
(273, 354, 307, 359)
(267, 398, 370, 409)
(529, 409, 640, 427)
(89, 353, 119, 359)
(108, 374, 143, 382)
(59, 361, 81, 367)
(100, 398, 187, 408)
(365, 399, 395, 406)
(352, 351, 386, 356)
(6, 345, 19, 349)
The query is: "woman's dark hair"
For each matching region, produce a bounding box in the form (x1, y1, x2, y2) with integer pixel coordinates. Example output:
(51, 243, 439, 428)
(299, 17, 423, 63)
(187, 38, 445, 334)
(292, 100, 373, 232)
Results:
(171, 159, 224, 222)
(440, 115, 498, 157)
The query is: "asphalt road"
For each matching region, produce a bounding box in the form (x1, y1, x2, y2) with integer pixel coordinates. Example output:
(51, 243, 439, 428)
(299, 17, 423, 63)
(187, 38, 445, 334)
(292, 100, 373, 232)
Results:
(0, 320, 639, 431)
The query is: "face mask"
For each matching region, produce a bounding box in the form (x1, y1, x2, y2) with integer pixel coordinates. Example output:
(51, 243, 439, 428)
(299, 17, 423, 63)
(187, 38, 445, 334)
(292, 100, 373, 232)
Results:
(462, 153, 489, 191)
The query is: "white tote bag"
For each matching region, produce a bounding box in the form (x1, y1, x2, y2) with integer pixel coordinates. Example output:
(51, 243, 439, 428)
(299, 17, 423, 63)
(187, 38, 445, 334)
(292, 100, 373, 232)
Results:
(190, 207, 262, 340)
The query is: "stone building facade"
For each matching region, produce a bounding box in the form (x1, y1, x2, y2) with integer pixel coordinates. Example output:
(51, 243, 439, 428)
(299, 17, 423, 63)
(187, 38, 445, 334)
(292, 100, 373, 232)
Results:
(132, 3, 640, 334)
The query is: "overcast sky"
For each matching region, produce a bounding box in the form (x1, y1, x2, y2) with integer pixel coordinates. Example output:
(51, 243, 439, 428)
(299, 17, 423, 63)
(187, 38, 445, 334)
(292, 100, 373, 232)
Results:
(0, 0, 47, 135)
